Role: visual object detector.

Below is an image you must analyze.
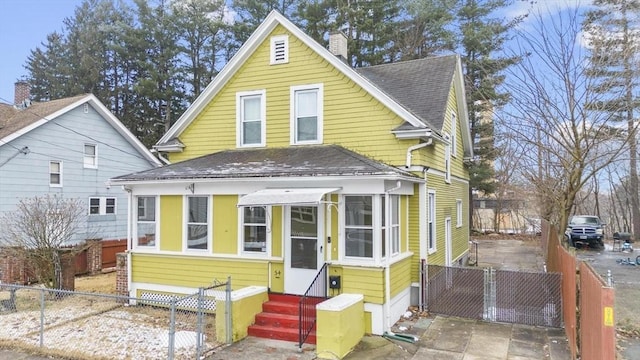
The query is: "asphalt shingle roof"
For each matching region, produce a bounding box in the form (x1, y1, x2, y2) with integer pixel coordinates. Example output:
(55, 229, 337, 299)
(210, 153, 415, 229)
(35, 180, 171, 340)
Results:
(113, 145, 417, 182)
(356, 54, 457, 131)
(0, 95, 89, 140)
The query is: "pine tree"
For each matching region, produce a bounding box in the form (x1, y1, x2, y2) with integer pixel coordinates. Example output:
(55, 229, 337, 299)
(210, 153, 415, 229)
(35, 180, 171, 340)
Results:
(456, 0, 522, 196)
(26, 32, 71, 101)
(583, 0, 640, 239)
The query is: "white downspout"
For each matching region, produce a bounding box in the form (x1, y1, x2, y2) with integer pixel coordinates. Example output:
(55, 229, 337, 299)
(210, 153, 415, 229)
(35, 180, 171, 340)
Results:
(384, 180, 401, 333)
(151, 149, 171, 165)
(406, 139, 432, 168)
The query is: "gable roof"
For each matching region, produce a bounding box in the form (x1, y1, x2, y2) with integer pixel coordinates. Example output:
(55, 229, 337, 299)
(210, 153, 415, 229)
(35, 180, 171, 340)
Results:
(111, 144, 419, 183)
(157, 10, 441, 147)
(0, 94, 162, 166)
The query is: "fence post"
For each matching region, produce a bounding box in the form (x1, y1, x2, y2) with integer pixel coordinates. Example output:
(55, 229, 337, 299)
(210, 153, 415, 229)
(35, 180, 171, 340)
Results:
(483, 268, 496, 322)
(196, 287, 204, 359)
(225, 276, 232, 345)
(168, 296, 176, 360)
(39, 288, 45, 347)
(606, 270, 613, 287)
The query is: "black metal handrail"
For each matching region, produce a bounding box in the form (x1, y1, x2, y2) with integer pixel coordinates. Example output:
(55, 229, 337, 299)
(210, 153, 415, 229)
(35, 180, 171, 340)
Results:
(298, 263, 329, 348)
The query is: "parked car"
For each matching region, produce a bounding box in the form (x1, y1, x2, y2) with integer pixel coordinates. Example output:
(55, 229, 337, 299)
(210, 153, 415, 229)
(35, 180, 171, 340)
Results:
(565, 215, 606, 248)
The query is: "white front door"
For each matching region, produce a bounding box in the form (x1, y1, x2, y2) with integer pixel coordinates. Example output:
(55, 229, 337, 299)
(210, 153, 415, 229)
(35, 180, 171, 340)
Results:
(284, 206, 324, 294)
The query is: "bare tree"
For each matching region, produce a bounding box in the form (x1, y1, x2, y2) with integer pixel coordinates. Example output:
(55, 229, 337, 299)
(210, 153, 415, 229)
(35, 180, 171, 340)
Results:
(0, 195, 86, 289)
(499, 6, 634, 240)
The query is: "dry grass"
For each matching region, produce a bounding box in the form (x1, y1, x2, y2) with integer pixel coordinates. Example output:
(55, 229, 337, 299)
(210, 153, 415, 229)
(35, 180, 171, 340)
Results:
(75, 271, 116, 294)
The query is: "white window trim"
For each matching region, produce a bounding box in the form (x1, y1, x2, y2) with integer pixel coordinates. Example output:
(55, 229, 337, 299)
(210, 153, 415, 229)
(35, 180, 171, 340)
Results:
(89, 197, 117, 215)
(451, 112, 457, 158)
(270, 35, 289, 65)
(236, 90, 266, 148)
(49, 161, 62, 187)
(183, 196, 212, 252)
(390, 195, 400, 256)
(456, 199, 463, 228)
(134, 196, 159, 250)
(290, 84, 323, 145)
(84, 143, 98, 169)
(444, 133, 451, 183)
(238, 205, 272, 257)
(341, 194, 378, 263)
(428, 190, 436, 254)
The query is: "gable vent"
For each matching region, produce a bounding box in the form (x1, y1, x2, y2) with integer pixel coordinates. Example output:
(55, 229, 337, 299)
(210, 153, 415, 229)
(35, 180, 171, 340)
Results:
(270, 35, 289, 65)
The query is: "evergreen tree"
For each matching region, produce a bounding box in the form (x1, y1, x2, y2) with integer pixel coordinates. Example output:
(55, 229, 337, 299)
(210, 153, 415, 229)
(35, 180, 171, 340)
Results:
(231, 0, 301, 47)
(26, 32, 71, 101)
(456, 0, 522, 196)
(583, 0, 640, 238)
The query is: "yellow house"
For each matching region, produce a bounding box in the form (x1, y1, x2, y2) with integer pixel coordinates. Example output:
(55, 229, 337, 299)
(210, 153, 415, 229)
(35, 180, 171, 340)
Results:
(111, 11, 472, 341)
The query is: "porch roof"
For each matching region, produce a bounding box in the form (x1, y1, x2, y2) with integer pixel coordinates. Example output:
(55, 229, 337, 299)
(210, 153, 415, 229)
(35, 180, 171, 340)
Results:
(111, 145, 419, 183)
(237, 188, 340, 207)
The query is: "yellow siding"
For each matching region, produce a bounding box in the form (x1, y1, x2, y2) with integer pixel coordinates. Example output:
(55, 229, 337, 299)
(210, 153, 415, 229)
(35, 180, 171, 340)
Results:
(271, 207, 283, 257)
(160, 195, 182, 252)
(270, 261, 284, 292)
(328, 265, 385, 304)
(213, 195, 238, 254)
(408, 184, 421, 281)
(168, 25, 414, 167)
(131, 253, 269, 289)
(389, 256, 412, 299)
(426, 173, 469, 265)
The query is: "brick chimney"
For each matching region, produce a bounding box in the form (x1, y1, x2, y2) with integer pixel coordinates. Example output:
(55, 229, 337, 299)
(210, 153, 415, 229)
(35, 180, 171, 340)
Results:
(329, 31, 348, 63)
(14, 81, 30, 106)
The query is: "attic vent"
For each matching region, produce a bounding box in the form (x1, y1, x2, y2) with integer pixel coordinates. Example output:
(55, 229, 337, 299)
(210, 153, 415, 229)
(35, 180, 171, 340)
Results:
(83, 104, 89, 113)
(270, 35, 289, 65)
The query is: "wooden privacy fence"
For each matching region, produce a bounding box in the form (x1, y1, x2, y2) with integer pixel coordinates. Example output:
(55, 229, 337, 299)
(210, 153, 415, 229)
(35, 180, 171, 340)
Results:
(542, 220, 615, 360)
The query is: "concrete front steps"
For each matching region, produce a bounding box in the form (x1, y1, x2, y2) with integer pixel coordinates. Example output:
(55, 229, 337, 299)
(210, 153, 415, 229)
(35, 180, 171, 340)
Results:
(247, 293, 316, 344)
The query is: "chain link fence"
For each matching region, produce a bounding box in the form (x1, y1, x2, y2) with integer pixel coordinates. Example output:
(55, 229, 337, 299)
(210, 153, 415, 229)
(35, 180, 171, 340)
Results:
(0, 279, 231, 360)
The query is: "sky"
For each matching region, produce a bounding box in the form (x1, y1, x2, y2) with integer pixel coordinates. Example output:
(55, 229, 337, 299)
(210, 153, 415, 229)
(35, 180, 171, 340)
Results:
(0, 0, 83, 105)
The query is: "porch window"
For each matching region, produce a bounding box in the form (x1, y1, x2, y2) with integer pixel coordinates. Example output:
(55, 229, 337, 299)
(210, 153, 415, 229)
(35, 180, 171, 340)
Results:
(237, 90, 266, 147)
(291, 84, 323, 144)
(187, 196, 209, 250)
(428, 191, 436, 252)
(242, 206, 268, 253)
(136, 196, 156, 247)
(382, 195, 400, 256)
(345, 195, 373, 258)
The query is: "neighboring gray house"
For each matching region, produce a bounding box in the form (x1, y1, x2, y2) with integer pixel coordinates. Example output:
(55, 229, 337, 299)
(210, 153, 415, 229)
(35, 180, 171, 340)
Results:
(0, 85, 162, 243)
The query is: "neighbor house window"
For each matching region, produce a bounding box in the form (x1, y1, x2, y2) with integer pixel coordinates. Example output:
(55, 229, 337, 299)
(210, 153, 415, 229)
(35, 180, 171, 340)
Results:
(89, 197, 116, 215)
(186, 196, 209, 250)
(428, 191, 436, 252)
(49, 161, 62, 186)
(451, 112, 457, 157)
(456, 199, 463, 227)
(242, 207, 268, 253)
(270, 35, 289, 64)
(345, 196, 373, 258)
(382, 195, 400, 257)
(237, 90, 266, 147)
(84, 144, 97, 168)
(291, 84, 323, 144)
(136, 196, 156, 247)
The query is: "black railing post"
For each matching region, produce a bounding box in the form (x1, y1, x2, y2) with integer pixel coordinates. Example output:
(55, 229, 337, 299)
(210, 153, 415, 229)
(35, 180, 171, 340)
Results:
(298, 263, 329, 349)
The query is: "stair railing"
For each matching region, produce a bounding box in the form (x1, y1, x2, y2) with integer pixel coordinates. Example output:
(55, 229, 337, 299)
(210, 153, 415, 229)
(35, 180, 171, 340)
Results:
(299, 262, 329, 349)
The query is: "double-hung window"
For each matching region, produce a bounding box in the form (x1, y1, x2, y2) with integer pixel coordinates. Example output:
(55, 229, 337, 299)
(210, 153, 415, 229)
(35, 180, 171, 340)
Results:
(89, 197, 116, 215)
(49, 161, 62, 187)
(237, 90, 266, 147)
(444, 134, 451, 183)
(456, 199, 463, 227)
(84, 144, 97, 168)
(291, 84, 323, 144)
(428, 191, 436, 252)
(345, 196, 373, 258)
(137, 196, 156, 247)
(451, 112, 457, 157)
(242, 207, 268, 253)
(186, 196, 209, 250)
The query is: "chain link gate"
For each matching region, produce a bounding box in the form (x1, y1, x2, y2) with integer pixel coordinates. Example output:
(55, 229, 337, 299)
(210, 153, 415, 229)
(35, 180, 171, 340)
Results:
(425, 265, 562, 327)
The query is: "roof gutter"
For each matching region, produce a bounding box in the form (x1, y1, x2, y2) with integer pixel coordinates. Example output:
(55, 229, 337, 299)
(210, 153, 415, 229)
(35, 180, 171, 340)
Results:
(406, 138, 433, 168)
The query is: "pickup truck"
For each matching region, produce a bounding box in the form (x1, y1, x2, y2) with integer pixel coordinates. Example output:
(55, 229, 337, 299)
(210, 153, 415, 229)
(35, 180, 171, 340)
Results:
(565, 215, 605, 248)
